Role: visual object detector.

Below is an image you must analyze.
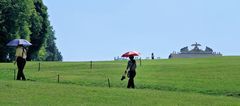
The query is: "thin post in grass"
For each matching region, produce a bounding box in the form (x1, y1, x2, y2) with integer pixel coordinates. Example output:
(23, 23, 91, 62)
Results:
(13, 69, 16, 80)
(107, 78, 111, 88)
(57, 74, 60, 83)
(139, 57, 142, 66)
(38, 62, 41, 71)
(90, 61, 93, 69)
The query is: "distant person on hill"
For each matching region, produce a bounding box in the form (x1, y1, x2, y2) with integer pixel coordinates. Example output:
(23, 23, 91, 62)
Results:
(14, 44, 27, 80)
(151, 53, 154, 60)
(121, 56, 137, 88)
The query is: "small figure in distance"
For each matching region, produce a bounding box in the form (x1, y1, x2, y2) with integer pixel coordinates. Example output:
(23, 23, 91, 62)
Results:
(121, 56, 137, 89)
(14, 44, 27, 81)
(151, 53, 154, 60)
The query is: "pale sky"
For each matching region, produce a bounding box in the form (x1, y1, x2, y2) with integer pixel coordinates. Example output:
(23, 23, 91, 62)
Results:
(43, 0, 240, 61)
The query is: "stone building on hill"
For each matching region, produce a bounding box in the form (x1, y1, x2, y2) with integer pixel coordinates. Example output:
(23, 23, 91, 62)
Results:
(169, 42, 222, 59)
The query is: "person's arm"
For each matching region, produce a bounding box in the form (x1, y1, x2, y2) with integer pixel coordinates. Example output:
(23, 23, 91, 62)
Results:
(124, 61, 131, 75)
(126, 61, 131, 71)
(121, 61, 130, 80)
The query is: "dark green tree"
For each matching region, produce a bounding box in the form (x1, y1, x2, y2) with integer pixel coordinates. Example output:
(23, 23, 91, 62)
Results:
(45, 27, 62, 61)
(0, 0, 62, 62)
(0, 0, 34, 62)
(27, 0, 49, 61)
(27, 0, 62, 61)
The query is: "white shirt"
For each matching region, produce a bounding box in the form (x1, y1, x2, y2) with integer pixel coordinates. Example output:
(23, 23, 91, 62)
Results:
(15, 47, 27, 59)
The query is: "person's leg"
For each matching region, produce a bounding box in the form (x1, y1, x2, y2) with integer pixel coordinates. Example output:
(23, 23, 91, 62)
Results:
(16, 69, 21, 80)
(127, 71, 136, 88)
(127, 71, 132, 88)
(132, 78, 135, 88)
(21, 59, 26, 80)
(17, 58, 26, 80)
(127, 78, 133, 88)
(131, 71, 136, 88)
(127, 74, 131, 88)
(16, 57, 22, 80)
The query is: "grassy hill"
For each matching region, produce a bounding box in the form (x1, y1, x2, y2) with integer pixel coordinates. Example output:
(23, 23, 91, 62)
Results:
(0, 56, 240, 105)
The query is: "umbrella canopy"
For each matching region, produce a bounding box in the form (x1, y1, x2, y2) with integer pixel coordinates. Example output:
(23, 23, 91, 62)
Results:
(6, 39, 32, 46)
(121, 51, 141, 57)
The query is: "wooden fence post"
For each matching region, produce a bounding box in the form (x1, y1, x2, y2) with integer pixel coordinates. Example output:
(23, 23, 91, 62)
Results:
(107, 78, 111, 88)
(38, 62, 41, 71)
(140, 58, 142, 66)
(90, 61, 93, 69)
(57, 74, 60, 83)
(13, 69, 16, 80)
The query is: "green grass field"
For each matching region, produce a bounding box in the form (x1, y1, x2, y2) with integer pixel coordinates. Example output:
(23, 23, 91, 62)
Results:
(0, 56, 240, 106)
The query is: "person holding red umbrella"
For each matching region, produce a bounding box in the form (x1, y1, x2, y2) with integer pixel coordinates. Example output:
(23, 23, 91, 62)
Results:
(121, 51, 140, 89)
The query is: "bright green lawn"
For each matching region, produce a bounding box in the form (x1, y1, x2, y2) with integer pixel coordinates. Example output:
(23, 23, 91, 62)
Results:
(0, 80, 239, 106)
(0, 56, 240, 105)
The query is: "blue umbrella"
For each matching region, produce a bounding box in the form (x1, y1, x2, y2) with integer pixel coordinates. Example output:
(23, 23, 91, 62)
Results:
(6, 39, 32, 46)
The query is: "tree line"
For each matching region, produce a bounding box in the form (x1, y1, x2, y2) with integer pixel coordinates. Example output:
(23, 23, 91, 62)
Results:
(0, 0, 62, 62)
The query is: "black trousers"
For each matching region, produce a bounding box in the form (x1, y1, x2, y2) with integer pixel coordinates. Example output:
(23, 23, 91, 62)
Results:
(127, 71, 136, 88)
(17, 57, 26, 80)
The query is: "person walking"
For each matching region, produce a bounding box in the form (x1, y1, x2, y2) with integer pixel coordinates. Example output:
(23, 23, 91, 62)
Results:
(126, 56, 137, 88)
(121, 56, 137, 88)
(14, 44, 27, 80)
(151, 53, 154, 60)
(121, 51, 140, 89)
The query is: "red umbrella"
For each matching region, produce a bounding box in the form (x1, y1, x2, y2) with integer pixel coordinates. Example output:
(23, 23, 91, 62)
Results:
(121, 51, 141, 57)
